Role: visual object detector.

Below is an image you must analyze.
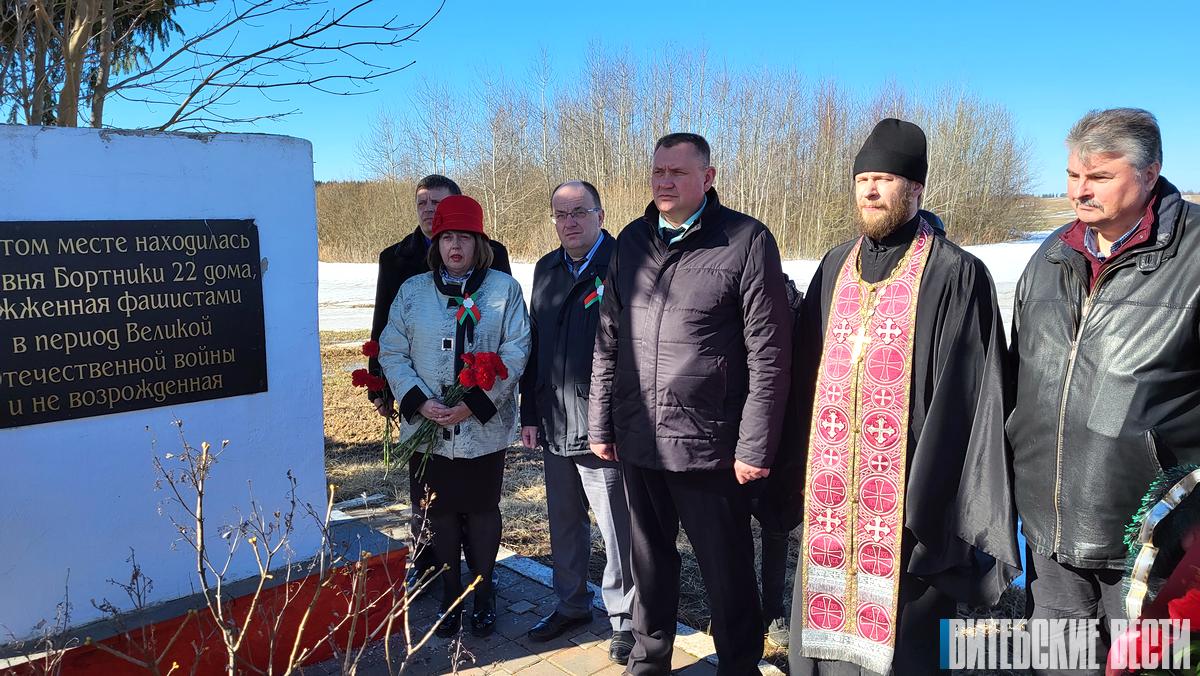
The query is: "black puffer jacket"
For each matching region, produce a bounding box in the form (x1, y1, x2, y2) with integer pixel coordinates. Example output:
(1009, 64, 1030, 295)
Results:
(588, 189, 793, 471)
(756, 276, 805, 531)
(519, 231, 614, 456)
(1009, 178, 1200, 568)
(367, 227, 511, 403)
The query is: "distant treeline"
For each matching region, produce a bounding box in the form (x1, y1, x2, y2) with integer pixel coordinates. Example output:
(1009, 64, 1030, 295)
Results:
(319, 49, 1034, 263)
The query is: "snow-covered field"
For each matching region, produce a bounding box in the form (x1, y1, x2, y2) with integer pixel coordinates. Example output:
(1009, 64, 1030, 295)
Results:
(318, 231, 1055, 334)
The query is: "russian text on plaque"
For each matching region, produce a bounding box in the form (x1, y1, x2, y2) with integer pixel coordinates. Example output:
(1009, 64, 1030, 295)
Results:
(0, 220, 268, 429)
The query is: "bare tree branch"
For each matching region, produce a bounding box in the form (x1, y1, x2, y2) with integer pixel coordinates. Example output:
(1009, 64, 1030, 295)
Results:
(1, 0, 443, 129)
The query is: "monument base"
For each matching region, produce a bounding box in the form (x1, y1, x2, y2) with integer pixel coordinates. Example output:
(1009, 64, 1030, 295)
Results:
(0, 521, 408, 675)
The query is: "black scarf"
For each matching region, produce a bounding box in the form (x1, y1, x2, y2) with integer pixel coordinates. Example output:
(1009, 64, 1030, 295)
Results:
(432, 266, 489, 376)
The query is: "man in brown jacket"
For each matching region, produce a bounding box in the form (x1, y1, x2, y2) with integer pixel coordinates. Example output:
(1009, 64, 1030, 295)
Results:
(589, 132, 793, 675)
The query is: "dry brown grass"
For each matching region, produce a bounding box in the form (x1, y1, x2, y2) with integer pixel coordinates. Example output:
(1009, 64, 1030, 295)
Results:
(322, 329, 401, 500)
(1022, 196, 1075, 232)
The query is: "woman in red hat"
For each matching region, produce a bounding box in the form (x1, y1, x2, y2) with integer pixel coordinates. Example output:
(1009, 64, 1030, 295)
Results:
(378, 195, 531, 638)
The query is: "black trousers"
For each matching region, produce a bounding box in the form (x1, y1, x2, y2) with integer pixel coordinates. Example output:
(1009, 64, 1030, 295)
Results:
(1025, 547, 1125, 676)
(751, 497, 793, 622)
(622, 462, 763, 676)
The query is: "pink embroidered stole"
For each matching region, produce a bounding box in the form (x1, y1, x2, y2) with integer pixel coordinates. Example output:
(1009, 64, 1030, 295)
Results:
(798, 224, 933, 673)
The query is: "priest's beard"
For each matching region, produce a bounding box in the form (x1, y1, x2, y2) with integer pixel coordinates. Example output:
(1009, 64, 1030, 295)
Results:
(856, 188, 915, 240)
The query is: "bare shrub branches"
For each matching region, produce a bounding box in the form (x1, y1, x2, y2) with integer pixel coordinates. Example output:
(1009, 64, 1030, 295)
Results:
(339, 47, 1031, 262)
(146, 419, 452, 674)
(3, 420, 466, 674)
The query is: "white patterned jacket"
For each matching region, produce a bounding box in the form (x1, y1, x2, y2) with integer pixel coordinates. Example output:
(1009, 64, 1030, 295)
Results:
(379, 269, 531, 459)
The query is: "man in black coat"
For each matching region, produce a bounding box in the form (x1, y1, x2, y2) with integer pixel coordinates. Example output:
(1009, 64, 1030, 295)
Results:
(589, 133, 793, 675)
(787, 119, 1019, 675)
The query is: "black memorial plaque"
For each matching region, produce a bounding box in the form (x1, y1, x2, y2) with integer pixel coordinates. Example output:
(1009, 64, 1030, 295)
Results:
(0, 220, 268, 428)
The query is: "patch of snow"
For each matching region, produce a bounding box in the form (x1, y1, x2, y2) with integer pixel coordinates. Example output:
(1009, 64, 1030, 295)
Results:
(319, 231, 1057, 334)
(317, 262, 535, 332)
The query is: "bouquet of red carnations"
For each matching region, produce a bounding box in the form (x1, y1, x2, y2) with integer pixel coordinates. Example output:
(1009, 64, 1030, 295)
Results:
(352, 343, 509, 477)
(351, 340, 395, 468)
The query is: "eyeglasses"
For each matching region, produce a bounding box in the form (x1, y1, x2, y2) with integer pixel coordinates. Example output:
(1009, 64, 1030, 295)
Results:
(551, 207, 601, 224)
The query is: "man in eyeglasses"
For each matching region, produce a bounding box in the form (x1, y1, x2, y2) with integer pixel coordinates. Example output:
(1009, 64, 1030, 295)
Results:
(518, 181, 635, 664)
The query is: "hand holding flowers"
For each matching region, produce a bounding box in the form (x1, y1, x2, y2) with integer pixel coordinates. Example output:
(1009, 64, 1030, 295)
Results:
(352, 343, 509, 478)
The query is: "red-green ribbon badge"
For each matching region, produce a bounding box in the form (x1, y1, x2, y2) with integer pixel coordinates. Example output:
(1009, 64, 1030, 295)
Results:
(455, 294, 481, 325)
(583, 277, 604, 309)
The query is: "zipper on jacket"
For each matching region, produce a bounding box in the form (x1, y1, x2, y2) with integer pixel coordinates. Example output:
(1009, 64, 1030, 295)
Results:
(1050, 260, 1129, 551)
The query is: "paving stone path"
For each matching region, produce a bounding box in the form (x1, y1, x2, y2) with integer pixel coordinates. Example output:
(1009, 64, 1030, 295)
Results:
(307, 502, 782, 675)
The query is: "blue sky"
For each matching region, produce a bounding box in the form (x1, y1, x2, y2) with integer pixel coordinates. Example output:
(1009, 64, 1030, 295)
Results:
(107, 0, 1200, 194)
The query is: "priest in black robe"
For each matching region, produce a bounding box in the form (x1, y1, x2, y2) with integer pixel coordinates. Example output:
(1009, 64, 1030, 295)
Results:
(783, 119, 1022, 675)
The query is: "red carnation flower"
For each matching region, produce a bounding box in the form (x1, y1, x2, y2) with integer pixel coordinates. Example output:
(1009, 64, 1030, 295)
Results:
(361, 340, 380, 358)
(476, 367, 496, 392)
(366, 374, 388, 391)
(1169, 588, 1200, 624)
(454, 351, 508, 391)
(459, 367, 478, 388)
(477, 352, 502, 377)
(351, 368, 370, 388)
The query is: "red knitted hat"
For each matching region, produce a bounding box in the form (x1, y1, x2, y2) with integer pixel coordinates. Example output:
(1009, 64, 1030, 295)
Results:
(431, 195, 487, 239)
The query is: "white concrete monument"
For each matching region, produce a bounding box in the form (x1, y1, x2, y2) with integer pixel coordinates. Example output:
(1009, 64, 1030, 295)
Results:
(0, 125, 327, 645)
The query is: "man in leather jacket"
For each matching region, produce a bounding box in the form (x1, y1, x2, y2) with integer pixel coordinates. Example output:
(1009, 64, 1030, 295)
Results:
(1009, 108, 1200, 673)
